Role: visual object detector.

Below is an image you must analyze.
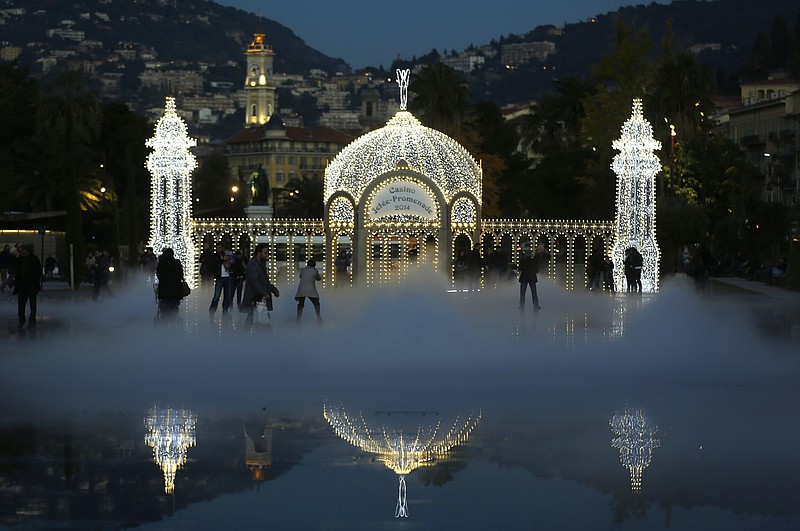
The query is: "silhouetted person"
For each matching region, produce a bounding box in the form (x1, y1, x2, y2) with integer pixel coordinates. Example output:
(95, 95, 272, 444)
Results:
(92, 249, 113, 300)
(156, 247, 184, 319)
(518, 245, 548, 312)
(14, 244, 42, 328)
(240, 243, 280, 329)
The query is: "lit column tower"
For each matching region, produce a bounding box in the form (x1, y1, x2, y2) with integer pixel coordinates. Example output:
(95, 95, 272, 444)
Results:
(244, 33, 276, 126)
(146, 97, 197, 286)
(611, 99, 662, 293)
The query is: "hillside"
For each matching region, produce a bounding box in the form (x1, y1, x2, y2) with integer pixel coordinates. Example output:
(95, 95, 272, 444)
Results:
(0, 0, 348, 75)
(465, 0, 800, 103)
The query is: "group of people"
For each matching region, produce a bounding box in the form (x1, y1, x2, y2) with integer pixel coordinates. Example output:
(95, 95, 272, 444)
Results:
(155, 242, 323, 327)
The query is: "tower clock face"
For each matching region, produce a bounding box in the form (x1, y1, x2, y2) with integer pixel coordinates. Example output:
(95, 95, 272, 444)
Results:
(249, 63, 260, 76)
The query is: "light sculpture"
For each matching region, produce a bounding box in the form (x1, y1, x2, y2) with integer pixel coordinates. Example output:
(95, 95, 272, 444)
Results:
(324, 403, 480, 518)
(610, 407, 660, 492)
(610, 99, 661, 293)
(147, 97, 197, 287)
(144, 406, 197, 494)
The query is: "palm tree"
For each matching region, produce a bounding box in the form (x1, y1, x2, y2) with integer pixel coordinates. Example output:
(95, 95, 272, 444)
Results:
(36, 69, 102, 286)
(409, 63, 471, 137)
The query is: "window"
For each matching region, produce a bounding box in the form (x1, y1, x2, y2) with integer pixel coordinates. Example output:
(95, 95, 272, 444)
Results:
(276, 155, 284, 164)
(288, 172, 296, 180)
(250, 104, 257, 117)
(277, 172, 284, 183)
(288, 156, 295, 164)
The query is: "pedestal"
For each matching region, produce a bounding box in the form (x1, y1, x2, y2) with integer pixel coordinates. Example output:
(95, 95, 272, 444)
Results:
(244, 205, 274, 219)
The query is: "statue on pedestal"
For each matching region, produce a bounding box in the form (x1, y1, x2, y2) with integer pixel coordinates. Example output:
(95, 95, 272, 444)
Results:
(250, 165, 271, 205)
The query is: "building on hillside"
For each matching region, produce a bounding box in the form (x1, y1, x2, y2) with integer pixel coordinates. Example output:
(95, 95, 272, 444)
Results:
(500, 41, 556, 67)
(440, 53, 485, 73)
(721, 79, 800, 205)
(225, 114, 355, 199)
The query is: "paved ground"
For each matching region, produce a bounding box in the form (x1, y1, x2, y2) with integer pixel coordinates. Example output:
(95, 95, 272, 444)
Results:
(710, 276, 800, 305)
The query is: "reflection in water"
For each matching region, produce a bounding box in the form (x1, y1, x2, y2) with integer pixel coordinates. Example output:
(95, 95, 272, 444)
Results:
(245, 424, 274, 481)
(323, 404, 480, 518)
(610, 408, 660, 492)
(144, 407, 197, 494)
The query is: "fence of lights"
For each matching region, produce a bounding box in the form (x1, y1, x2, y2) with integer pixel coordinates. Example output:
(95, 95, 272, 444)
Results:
(480, 220, 615, 290)
(323, 111, 482, 206)
(144, 407, 197, 494)
(323, 403, 480, 518)
(610, 407, 660, 492)
(193, 218, 323, 285)
(146, 97, 197, 287)
(610, 99, 662, 293)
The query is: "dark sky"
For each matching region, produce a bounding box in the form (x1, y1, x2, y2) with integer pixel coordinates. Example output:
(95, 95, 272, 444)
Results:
(216, 0, 671, 68)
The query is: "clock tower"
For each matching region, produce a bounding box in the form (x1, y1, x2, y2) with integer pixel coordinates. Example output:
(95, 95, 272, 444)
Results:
(245, 33, 276, 126)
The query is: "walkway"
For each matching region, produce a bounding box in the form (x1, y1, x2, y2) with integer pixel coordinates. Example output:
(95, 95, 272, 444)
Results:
(711, 277, 800, 306)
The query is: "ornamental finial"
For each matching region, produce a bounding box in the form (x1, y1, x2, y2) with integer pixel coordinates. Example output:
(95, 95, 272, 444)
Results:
(396, 69, 410, 110)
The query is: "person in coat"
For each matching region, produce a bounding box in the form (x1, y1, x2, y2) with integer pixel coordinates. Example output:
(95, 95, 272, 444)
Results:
(240, 243, 280, 329)
(518, 244, 549, 313)
(14, 244, 42, 327)
(294, 259, 322, 324)
(156, 247, 184, 318)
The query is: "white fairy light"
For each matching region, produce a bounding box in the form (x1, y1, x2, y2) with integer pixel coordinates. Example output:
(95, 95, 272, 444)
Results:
(144, 406, 197, 494)
(147, 97, 197, 287)
(324, 111, 481, 207)
(610, 407, 660, 492)
(328, 197, 355, 223)
(324, 403, 480, 518)
(396, 68, 410, 111)
(610, 99, 661, 293)
(451, 197, 476, 224)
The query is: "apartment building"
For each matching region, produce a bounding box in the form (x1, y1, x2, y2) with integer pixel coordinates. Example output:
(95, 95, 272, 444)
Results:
(723, 80, 800, 204)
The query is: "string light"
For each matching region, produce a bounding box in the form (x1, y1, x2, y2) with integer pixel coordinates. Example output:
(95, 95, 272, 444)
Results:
(144, 406, 197, 494)
(610, 407, 660, 492)
(324, 111, 482, 207)
(610, 99, 662, 293)
(147, 97, 197, 287)
(324, 403, 480, 518)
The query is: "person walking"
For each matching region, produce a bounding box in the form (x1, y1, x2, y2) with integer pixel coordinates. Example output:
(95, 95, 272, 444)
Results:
(139, 246, 158, 282)
(334, 250, 350, 288)
(0, 244, 13, 292)
(14, 244, 42, 328)
(518, 244, 548, 313)
(232, 249, 246, 308)
(240, 243, 280, 329)
(208, 243, 234, 317)
(92, 249, 113, 300)
(155, 247, 184, 319)
(295, 259, 322, 325)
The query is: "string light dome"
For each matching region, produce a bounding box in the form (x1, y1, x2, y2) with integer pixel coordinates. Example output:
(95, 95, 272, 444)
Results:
(324, 111, 482, 205)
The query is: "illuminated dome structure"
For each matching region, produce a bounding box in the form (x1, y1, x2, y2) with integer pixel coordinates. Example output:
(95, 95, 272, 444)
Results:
(323, 95, 485, 285)
(324, 111, 482, 207)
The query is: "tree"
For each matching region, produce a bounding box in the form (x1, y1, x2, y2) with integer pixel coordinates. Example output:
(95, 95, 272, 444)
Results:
(581, 22, 654, 219)
(101, 101, 151, 260)
(0, 62, 38, 211)
(652, 22, 717, 145)
(193, 152, 233, 213)
(36, 68, 102, 285)
(409, 63, 471, 138)
(278, 174, 324, 218)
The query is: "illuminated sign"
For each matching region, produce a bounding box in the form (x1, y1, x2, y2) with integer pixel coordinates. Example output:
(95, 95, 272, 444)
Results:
(369, 181, 437, 220)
